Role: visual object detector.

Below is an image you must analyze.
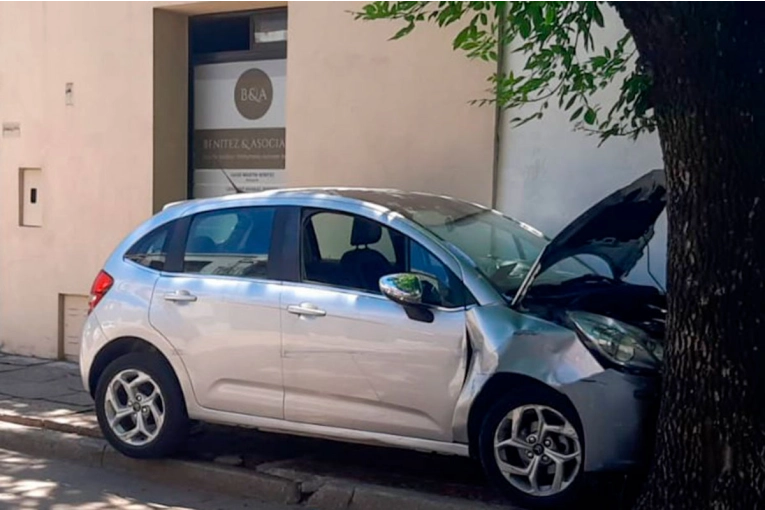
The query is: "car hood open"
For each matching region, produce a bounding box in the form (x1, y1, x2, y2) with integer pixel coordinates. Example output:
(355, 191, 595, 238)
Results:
(511, 169, 667, 306)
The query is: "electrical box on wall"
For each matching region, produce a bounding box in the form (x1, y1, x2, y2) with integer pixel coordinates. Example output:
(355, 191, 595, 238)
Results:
(19, 168, 43, 227)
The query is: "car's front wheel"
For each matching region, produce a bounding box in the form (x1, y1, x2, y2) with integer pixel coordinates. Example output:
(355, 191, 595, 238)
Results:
(478, 389, 585, 509)
(95, 352, 189, 458)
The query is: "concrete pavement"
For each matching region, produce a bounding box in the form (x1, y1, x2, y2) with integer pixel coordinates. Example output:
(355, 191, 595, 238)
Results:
(0, 446, 292, 510)
(0, 354, 98, 435)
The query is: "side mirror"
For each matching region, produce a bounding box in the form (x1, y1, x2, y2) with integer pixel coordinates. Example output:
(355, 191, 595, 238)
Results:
(379, 273, 423, 306)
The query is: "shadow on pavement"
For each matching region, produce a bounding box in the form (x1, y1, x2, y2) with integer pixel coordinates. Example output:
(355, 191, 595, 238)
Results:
(182, 423, 648, 509)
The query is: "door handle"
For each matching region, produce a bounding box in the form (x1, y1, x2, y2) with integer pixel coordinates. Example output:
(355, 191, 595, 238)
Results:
(164, 290, 198, 303)
(287, 303, 326, 317)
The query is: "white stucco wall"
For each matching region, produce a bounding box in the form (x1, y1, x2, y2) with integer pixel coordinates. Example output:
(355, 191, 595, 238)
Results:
(496, 7, 666, 287)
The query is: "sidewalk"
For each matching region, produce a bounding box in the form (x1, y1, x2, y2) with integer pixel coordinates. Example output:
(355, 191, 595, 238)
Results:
(0, 354, 99, 436)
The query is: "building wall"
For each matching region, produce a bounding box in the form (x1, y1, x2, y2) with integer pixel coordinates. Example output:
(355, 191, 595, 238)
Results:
(284, 2, 497, 205)
(0, 1, 497, 357)
(152, 9, 189, 213)
(496, 6, 667, 286)
(0, 2, 156, 357)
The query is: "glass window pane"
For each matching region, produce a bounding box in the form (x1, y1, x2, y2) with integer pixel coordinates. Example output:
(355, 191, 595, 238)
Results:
(253, 11, 287, 43)
(184, 207, 275, 279)
(303, 211, 401, 293)
(125, 223, 172, 271)
(409, 241, 465, 308)
(191, 15, 251, 54)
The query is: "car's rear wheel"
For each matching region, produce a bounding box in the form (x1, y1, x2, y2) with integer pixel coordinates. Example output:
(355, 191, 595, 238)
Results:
(95, 352, 189, 458)
(478, 389, 584, 509)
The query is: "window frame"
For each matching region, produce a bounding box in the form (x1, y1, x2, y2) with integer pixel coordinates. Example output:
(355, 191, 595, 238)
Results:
(295, 207, 473, 309)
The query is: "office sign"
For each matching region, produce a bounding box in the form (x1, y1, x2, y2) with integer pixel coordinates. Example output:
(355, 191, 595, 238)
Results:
(193, 59, 286, 198)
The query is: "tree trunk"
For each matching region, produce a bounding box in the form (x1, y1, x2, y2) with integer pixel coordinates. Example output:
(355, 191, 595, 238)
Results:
(613, 4, 765, 509)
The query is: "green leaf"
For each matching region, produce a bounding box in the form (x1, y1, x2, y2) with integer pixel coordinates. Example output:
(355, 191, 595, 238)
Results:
(565, 95, 577, 110)
(591, 56, 608, 69)
(453, 26, 471, 49)
(584, 107, 597, 125)
(592, 6, 605, 27)
(529, 3, 544, 28)
(545, 4, 556, 24)
(518, 16, 532, 38)
(570, 106, 584, 121)
(391, 22, 415, 40)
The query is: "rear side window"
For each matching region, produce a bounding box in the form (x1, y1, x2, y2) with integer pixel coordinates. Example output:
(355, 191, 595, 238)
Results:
(183, 206, 276, 279)
(125, 223, 172, 271)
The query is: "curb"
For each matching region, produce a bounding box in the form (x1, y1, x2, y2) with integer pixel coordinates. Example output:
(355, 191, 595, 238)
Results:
(0, 421, 300, 505)
(0, 421, 510, 510)
(0, 412, 102, 438)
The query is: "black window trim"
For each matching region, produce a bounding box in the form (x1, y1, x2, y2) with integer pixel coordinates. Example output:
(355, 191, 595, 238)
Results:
(294, 207, 475, 309)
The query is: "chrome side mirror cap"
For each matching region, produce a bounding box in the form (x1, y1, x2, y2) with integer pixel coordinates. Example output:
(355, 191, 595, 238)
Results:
(379, 273, 423, 306)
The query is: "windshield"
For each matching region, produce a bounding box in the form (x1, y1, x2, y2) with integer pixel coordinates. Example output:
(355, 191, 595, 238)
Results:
(324, 190, 599, 295)
(408, 205, 597, 295)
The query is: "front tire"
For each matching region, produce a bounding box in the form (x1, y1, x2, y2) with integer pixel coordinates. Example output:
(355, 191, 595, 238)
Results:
(478, 389, 585, 509)
(95, 352, 189, 458)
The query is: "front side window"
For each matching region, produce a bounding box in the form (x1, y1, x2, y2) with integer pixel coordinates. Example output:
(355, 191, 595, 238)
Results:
(184, 207, 275, 278)
(302, 211, 404, 293)
(409, 241, 467, 308)
(301, 210, 469, 307)
(125, 223, 172, 271)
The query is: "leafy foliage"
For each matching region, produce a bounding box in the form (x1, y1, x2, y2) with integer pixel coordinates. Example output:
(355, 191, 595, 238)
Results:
(353, 1, 655, 142)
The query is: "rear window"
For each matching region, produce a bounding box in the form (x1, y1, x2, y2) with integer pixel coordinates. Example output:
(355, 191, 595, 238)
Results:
(124, 222, 173, 271)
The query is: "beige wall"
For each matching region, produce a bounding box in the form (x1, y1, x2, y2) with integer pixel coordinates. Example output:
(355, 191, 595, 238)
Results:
(285, 2, 496, 205)
(0, 1, 497, 358)
(0, 2, 156, 357)
(153, 9, 189, 213)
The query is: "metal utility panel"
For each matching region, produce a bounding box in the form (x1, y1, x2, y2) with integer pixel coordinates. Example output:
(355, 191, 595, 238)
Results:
(20, 168, 43, 227)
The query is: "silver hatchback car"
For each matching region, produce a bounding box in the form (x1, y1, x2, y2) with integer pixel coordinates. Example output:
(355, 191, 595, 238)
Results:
(80, 170, 666, 509)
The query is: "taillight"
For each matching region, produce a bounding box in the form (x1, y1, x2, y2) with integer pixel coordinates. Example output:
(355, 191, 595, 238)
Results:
(88, 270, 114, 314)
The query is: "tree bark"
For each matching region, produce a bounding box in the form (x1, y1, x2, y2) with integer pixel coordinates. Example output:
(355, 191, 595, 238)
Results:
(613, 3, 765, 509)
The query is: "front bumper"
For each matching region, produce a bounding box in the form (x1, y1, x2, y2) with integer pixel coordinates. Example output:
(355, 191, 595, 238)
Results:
(559, 368, 659, 472)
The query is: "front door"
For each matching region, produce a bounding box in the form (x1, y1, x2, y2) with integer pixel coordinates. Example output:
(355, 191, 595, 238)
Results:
(149, 205, 284, 419)
(281, 209, 469, 442)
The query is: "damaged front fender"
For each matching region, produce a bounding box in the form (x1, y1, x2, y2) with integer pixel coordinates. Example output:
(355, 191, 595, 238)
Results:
(451, 304, 603, 444)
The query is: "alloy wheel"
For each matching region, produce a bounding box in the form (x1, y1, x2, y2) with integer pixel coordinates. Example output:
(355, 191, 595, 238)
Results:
(493, 404, 582, 496)
(104, 369, 165, 446)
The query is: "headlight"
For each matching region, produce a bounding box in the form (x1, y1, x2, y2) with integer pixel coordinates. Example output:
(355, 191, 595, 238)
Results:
(567, 311, 663, 370)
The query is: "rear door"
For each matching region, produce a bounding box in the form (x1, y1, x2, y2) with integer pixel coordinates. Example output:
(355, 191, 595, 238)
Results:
(149, 205, 286, 419)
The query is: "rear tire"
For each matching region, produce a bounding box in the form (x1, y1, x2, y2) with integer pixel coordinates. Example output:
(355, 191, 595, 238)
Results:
(478, 388, 585, 509)
(95, 352, 189, 458)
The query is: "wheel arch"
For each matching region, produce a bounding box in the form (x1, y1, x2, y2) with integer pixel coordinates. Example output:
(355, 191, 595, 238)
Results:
(466, 372, 580, 458)
(88, 337, 181, 398)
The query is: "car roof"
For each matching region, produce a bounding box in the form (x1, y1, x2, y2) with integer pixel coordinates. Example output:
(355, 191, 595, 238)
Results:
(166, 187, 490, 220)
